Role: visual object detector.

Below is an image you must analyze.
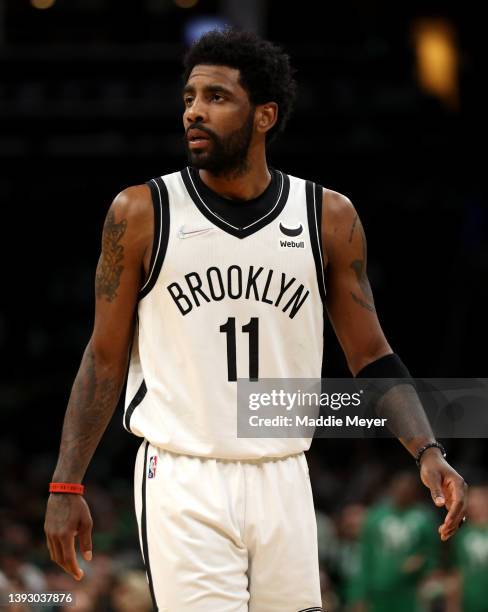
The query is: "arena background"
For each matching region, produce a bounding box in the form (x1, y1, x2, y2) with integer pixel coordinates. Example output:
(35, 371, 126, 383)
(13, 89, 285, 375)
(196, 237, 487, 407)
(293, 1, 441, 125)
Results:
(1, 1, 487, 610)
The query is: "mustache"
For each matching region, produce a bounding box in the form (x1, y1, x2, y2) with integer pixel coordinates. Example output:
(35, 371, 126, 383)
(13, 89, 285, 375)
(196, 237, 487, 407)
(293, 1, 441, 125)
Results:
(186, 124, 217, 141)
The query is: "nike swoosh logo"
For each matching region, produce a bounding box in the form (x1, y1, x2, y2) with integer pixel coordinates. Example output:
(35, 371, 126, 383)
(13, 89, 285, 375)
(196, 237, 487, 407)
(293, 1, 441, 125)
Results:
(279, 222, 303, 237)
(178, 226, 214, 239)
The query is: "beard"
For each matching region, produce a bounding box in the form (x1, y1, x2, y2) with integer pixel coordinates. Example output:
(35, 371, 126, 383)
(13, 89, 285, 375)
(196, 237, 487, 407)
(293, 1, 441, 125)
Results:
(184, 109, 255, 179)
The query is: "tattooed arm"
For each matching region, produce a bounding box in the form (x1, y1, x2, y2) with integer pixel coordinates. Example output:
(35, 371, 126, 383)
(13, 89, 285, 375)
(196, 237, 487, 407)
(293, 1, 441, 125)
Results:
(44, 185, 153, 579)
(322, 190, 467, 540)
(322, 189, 391, 374)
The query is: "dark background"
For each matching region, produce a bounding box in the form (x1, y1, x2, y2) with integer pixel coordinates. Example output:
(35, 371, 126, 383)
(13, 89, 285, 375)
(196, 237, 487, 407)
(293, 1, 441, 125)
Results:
(0, 0, 486, 608)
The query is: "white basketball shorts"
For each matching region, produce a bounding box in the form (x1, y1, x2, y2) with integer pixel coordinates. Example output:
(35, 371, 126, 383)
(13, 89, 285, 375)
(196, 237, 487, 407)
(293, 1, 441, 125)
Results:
(134, 440, 323, 612)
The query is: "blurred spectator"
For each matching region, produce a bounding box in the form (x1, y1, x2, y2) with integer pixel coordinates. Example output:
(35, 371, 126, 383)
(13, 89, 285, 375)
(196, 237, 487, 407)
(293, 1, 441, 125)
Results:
(0, 536, 47, 599)
(111, 570, 154, 612)
(355, 471, 440, 612)
(334, 503, 366, 611)
(446, 484, 488, 612)
(59, 589, 95, 612)
(316, 509, 339, 568)
(320, 565, 340, 612)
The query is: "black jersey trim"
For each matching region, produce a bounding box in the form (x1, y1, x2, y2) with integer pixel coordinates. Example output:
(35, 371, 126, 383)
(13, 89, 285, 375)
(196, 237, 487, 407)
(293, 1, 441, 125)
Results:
(305, 181, 327, 305)
(124, 379, 147, 432)
(297, 608, 323, 611)
(141, 441, 158, 611)
(181, 166, 290, 239)
(139, 177, 170, 300)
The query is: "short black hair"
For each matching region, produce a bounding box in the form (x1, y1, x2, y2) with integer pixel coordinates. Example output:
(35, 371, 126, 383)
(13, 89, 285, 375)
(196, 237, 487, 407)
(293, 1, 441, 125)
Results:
(183, 28, 297, 144)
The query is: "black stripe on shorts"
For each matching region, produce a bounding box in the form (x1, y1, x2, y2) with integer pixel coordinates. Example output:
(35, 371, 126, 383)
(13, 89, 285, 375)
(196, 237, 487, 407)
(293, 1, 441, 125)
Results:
(141, 440, 158, 611)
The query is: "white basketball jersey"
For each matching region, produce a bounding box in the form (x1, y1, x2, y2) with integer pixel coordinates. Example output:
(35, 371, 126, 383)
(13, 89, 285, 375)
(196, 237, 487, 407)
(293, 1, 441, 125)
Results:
(124, 167, 326, 460)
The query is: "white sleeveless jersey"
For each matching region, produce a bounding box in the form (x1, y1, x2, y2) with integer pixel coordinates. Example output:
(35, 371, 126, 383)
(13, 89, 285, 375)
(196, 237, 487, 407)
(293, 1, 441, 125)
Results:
(123, 167, 326, 460)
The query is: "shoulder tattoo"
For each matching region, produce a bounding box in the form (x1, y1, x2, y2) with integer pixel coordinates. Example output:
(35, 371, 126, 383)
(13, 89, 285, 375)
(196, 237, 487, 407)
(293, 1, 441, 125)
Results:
(95, 210, 127, 302)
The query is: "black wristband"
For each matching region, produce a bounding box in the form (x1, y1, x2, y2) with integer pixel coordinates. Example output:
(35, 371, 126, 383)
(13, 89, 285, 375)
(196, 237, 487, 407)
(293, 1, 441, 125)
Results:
(415, 441, 447, 468)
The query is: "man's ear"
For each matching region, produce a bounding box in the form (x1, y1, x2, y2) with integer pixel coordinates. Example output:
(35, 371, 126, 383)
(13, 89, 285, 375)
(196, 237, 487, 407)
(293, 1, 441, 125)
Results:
(255, 102, 278, 135)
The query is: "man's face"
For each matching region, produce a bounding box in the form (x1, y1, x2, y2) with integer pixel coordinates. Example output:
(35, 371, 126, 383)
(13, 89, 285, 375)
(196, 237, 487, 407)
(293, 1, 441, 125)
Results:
(182, 64, 256, 177)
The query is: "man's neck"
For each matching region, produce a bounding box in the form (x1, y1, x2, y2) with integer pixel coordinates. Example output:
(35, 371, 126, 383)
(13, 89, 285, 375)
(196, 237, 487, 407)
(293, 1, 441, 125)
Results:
(198, 152, 271, 201)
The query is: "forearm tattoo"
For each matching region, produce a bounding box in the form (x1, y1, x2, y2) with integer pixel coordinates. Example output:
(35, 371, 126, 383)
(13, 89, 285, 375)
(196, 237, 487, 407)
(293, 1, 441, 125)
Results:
(53, 345, 122, 482)
(349, 218, 376, 312)
(95, 210, 127, 302)
(376, 384, 435, 443)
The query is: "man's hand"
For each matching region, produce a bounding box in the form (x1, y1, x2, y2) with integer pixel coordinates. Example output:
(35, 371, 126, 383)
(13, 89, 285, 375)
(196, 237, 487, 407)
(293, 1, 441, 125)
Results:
(419, 449, 468, 541)
(44, 494, 93, 580)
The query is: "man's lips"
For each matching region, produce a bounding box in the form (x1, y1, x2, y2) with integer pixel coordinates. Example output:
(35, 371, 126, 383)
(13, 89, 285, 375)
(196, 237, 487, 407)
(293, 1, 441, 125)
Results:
(187, 128, 211, 143)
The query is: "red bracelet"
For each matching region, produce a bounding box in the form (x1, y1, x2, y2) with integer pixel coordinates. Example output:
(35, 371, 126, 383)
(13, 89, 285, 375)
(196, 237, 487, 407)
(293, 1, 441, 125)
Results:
(49, 482, 85, 495)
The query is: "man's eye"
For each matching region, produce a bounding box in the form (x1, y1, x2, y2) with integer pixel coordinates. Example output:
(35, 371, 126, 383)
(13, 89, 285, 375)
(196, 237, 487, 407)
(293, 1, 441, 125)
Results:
(212, 94, 223, 101)
(184, 97, 193, 106)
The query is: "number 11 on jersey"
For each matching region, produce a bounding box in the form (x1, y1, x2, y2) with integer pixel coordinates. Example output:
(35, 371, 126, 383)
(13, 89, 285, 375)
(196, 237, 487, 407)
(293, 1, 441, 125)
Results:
(219, 317, 259, 381)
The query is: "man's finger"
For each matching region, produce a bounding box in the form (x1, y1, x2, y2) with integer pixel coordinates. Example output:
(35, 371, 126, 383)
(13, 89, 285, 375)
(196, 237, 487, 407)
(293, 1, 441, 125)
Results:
(59, 534, 83, 581)
(46, 535, 55, 562)
(50, 536, 62, 565)
(45, 534, 52, 560)
(78, 518, 93, 562)
(425, 470, 446, 506)
(440, 526, 457, 541)
(444, 491, 464, 528)
(438, 524, 455, 539)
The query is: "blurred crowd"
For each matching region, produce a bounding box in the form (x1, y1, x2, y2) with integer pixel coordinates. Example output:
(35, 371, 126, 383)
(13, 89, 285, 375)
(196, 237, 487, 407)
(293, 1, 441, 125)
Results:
(0, 436, 149, 611)
(316, 474, 488, 612)
(1, 436, 487, 612)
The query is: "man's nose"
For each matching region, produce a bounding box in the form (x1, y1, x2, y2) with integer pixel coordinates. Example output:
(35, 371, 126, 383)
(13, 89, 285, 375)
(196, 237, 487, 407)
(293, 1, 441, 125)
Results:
(185, 98, 207, 124)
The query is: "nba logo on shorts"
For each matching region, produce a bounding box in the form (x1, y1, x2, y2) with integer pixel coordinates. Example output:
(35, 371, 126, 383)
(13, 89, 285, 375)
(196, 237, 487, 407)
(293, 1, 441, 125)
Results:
(148, 455, 158, 479)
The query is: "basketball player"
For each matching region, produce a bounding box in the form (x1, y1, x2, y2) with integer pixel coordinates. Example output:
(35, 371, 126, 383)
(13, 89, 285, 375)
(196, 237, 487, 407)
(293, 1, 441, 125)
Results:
(44, 29, 467, 611)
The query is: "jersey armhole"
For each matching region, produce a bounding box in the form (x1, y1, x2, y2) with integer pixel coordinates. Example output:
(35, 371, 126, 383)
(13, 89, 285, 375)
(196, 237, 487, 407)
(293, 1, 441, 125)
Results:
(305, 181, 327, 305)
(139, 177, 170, 300)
